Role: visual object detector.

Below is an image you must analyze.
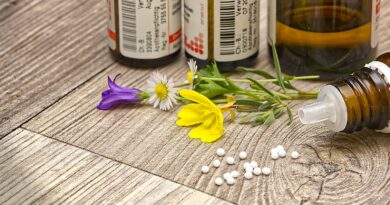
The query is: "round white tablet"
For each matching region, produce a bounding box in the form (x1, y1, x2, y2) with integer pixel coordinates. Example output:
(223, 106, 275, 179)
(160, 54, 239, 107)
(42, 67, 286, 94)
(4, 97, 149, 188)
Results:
(201, 166, 209, 174)
(262, 167, 271, 175)
(216, 148, 225, 157)
(239, 151, 247, 159)
(215, 177, 223, 186)
(213, 159, 221, 168)
(291, 151, 300, 159)
(226, 157, 235, 165)
(253, 167, 262, 175)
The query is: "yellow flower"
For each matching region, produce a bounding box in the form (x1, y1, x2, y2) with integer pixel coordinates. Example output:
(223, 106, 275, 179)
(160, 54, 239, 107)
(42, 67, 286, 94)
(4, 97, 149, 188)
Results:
(176, 89, 224, 142)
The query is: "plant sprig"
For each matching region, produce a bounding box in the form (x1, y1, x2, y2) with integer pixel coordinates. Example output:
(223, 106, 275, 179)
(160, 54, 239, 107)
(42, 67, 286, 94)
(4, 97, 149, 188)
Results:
(190, 43, 319, 127)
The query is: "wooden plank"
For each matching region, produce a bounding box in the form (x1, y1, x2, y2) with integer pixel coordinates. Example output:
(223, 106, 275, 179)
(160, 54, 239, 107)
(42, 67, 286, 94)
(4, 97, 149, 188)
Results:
(0, 0, 41, 21)
(22, 0, 390, 204)
(0, 128, 232, 205)
(0, 0, 115, 138)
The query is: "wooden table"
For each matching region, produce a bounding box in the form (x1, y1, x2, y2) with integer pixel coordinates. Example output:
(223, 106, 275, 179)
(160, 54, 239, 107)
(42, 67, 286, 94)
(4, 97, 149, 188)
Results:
(0, 0, 389, 204)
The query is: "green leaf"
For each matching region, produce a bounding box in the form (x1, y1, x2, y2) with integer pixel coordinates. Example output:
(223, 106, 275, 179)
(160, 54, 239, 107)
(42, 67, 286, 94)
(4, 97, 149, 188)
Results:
(286, 107, 293, 125)
(269, 38, 286, 92)
(263, 110, 275, 125)
(246, 78, 282, 104)
(237, 67, 297, 90)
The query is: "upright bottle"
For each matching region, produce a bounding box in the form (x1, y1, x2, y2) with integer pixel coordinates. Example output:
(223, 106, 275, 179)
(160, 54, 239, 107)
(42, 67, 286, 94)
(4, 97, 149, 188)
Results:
(106, 0, 182, 68)
(299, 52, 390, 133)
(268, 0, 381, 80)
(184, 0, 260, 72)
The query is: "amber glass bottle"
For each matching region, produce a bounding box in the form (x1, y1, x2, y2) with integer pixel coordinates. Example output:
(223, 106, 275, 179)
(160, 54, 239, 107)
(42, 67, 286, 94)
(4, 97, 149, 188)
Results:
(299, 52, 390, 133)
(184, 0, 259, 72)
(106, 0, 182, 68)
(269, 0, 381, 80)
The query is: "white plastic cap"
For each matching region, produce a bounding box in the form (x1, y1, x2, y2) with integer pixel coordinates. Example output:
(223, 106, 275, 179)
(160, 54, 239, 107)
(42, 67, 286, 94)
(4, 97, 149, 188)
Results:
(299, 85, 348, 132)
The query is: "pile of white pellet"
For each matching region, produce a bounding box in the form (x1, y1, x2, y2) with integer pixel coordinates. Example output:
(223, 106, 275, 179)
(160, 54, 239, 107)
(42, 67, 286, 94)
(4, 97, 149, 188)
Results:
(201, 146, 300, 186)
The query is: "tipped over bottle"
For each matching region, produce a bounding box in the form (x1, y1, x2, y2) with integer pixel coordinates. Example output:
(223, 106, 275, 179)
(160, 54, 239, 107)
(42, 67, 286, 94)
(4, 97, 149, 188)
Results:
(299, 52, 390, 133)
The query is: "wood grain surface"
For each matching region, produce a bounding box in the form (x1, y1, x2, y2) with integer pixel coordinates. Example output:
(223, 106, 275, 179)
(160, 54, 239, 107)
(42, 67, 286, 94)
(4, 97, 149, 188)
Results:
(0, 0, 115, 138)
(0, 129, 231, 205)
(1, 0, 390, 204)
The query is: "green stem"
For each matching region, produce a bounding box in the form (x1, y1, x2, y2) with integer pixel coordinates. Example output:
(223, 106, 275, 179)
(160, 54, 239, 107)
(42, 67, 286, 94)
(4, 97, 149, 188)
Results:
(201, 76, 320, 83)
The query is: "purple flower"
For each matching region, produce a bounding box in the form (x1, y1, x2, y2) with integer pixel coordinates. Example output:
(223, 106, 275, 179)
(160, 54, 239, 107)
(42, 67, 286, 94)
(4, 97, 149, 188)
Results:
(97, 74, 142, 110)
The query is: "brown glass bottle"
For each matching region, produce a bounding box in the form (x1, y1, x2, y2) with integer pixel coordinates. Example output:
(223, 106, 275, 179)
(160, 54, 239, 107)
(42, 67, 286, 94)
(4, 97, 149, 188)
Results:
(106, 0, 182, 68)
(299, 52, 390, 133)
(269, 0, 380, 80)
(184, 0, 259, 72)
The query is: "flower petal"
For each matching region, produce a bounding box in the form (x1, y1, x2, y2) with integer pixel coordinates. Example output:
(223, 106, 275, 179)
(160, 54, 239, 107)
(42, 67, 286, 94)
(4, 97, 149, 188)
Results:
(189, 123, 224, 142)
(176, 104, 208, 126)
(108, 74, 140, 94)
(179, 90, 217, 109)
(97, 92, 141, 110)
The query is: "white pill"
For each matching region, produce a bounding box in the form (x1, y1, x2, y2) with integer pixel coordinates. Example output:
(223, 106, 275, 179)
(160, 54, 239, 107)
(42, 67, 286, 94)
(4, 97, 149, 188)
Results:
(239, 151, 247, 159)
(244, 172, 253, 179)
(201, 166, 209, 174)
(250, 161, 258, 168)
(226, 177, 236, 185)
(226, 157, 235, 165)
(243, 162, 251, 169)
(276, 145, 284, 151)
(271, 152, 279, 160)
(215, 177, 224, 186)
(291, 151, 300, 159)
(253, 167, 262, 175)
(278, 149, 287, 158)
(245, 166, 254, 173)
(223, 173, 232, 180)
(213, 160, 221, 168)
(271, 148, 279, 155)
(216, 148, 225, 157)
(231, 171, 240, 178)
(262, 167, 271, 175)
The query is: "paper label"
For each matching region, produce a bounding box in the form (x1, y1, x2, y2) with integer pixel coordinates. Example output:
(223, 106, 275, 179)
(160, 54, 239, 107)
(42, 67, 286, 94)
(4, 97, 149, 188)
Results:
(371, 0, 380, 48)
(268, 0, 276, 45)
(118, 0, 181, 59)
(214, 0, 259, 62)
(184, 0, 208, 60)
(107, 0, 116, 50)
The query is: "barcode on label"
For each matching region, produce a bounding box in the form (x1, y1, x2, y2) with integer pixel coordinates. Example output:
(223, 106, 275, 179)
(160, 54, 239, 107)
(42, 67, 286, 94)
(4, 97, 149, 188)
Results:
(121, 0, 137, 52)
(219, 0, 235, 56)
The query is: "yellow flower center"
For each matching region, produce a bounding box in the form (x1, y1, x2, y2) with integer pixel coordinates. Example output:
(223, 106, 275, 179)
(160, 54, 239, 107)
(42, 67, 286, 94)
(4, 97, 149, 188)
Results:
(155, 83, 169, 100)
(187, 72, 194, 84)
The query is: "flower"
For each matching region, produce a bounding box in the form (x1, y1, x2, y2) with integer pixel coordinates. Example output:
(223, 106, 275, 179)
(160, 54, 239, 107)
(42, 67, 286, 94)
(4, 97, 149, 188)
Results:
(97, 74, 143, 110)
(176, 89, 224, 142)
(147, 71, 177, 111)
(187, 59, 198, 87)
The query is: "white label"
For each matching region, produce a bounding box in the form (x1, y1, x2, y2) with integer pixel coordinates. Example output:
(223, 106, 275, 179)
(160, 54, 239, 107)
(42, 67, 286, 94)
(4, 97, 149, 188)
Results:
(268, 0, 276, 45)
(371, 0, 380, 48)
(184, 0, 208, 60)
(107, 0, 116, 50)
(214, 0, 259, 62)
(118, 0, 181, 59)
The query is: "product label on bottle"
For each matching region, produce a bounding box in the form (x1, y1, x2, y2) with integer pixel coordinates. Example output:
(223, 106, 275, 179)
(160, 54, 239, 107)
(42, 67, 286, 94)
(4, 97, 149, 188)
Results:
(371, 0, 380, 48)
(214, 0, 259, 62)
(107, 0, 116, 50)
(118, 0, 181, 59)
(268, 0, 276, 45)
(184, 0, 208, 60)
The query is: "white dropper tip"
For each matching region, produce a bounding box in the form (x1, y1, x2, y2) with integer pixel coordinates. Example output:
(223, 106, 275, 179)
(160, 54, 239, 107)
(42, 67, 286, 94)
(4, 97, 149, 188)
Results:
(298, 101, 333, 124)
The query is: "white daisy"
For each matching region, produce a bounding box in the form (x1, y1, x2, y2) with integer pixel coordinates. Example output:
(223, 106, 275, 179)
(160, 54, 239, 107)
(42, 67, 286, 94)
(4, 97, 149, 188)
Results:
(146, 71, 177, 111)
(187, 59, 198, 88)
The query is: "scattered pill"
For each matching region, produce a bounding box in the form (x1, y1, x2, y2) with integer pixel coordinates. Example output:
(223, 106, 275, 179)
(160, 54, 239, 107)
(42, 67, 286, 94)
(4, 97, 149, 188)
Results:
(271, 152, 279, 160)
(250, 161, 258, 168)
(245, 166, 254, 173)
(215, 177, 224, 186)
(213, 160, 221, 168)
(253, 167, 262, 175)
(271, 148, 279, 155)
(226, 157, 235, 165)
(201, 166, 209, 174)
(244, 172, 253, 179)
(226, 177, 236, 185)
(262, 167, 271, 175)
(291, 151, 300, 159)
(217, 148, 225, 157)
(278, 149, 286, 158)
(231, 171, 240, 178)
(276, 145, 284, 151)
(243, 162, 251, 169)
(239, 151, 248, 159)
(223, 173, 232, 180)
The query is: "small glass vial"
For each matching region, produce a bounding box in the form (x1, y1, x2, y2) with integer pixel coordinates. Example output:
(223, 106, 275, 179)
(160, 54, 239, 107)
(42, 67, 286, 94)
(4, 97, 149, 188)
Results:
(184, 0, 259, 72)
(106, 0, 182, 68)
(268, 0, 381, 80)
(299, 53, 390, 133)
